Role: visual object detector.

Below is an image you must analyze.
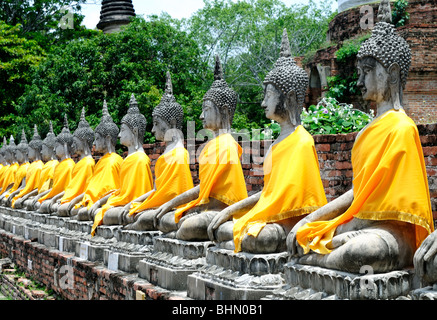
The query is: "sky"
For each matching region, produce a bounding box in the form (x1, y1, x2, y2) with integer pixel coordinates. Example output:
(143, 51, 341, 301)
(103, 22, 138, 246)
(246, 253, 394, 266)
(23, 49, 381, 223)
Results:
(80, 0, 338, 30)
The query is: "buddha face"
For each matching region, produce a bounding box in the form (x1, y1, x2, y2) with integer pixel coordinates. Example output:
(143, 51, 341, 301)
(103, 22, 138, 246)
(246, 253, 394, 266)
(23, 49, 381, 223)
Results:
(5, 151, 13, 163)
(93, 132, 106, 153)
(200, 100, 221, 131)
(72, 136, 84, 155)
(41, 144, 53, 162)
(55, 142, 66, 159)
(119, 123, 136, 148)
(15, 150, 25, 163)
(262, 84, 290, 123)
(152, 115, 170, 142)
(28, 147, 36, 162)
(357, 57, 391, 103)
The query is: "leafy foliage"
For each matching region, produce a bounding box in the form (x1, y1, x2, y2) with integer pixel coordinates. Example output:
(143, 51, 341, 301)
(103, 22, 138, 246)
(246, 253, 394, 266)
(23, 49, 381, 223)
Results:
(13, 16, 208, 142)
(301, 97, 374, 135)
(392, 0, 410, 28)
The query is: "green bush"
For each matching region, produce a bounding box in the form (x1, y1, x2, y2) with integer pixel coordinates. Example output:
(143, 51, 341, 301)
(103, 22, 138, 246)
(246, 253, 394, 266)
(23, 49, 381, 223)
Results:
(301, 97, 374, 135)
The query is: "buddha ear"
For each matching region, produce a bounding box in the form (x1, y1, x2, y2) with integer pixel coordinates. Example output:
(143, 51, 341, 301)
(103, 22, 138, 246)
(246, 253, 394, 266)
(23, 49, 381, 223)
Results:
(286, 90, 299, 126)
(388, 63, 402, 110)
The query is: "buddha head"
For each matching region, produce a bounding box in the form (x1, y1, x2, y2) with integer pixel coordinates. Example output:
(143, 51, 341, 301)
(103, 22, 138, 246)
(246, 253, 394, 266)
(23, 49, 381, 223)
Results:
(94, 100, 119, 154)
(5, 136, 17, 164)
(41, 121, 57, 162)
(28, 125, 43, 162)
(152, 71, 184, 142)
(356, 0, 411, 109)
(201, 55, 238, 132)
(73, 108, 95, 156)
(119, 94, 147, 152)
(55, 115, 74, 159)
(15, 129, 29, 164)
(262, 29, 309, 126)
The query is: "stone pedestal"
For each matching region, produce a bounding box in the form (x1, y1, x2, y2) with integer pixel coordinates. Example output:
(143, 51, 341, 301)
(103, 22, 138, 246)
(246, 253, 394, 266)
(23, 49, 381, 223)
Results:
(102, 229, 161, 273)
(187, 247, 287, 300)
(137, 237, 214, 291)
(264, 261, 414, 300)
(410, 285, 437, 300)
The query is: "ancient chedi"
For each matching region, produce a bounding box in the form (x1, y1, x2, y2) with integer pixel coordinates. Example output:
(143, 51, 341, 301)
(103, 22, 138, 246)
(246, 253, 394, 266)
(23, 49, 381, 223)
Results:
(97, 0, 136, 34)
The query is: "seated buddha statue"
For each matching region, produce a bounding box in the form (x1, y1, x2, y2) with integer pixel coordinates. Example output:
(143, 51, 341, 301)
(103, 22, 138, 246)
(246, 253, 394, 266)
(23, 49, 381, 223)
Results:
(71, 100, 123, 220)
(37, 115, 76, 214)
(286, 0, 434, 274)
(0, 136, 19, 196)
(0, 130, 30, 205)
(207, 29, 327, 254)
(52, 108, 95, 215)
(23, 122, 59, 211)
(153, 55, 248, 241)
(89, 94, 153, 236)
(11, 125, 44, 209)
(0, 138, 9, 189)
(123, 72, 194, 231)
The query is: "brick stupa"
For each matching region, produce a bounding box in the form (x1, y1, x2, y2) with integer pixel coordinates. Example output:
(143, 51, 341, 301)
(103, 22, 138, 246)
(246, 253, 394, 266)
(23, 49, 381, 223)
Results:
(97, 0, 136, 34)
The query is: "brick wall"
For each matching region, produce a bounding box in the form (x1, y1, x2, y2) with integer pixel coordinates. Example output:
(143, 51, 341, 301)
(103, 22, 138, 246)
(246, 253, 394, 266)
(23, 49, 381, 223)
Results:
(0, 231, 188, 301)
(139, 123, 436, 220)
(309, 0, 437, 124)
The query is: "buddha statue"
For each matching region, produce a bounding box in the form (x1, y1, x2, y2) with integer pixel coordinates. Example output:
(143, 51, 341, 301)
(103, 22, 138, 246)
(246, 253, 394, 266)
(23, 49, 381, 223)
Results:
(71, 100, 123, 220)
(0, 136, 19, 195)
(123, 72, 194, 231)
(287, 0, 434, 274)
(207, 29, 327, 254)
(89, 94, 153, 236)
(0, 130, 30, 205)
(11, 125, 44, 209)
(24, 122, 59, 211)
(0, 138, 9, 188)
(37, 115, 76, 214)
(53, 108, 96, 216)
(153, 55, 248, 241)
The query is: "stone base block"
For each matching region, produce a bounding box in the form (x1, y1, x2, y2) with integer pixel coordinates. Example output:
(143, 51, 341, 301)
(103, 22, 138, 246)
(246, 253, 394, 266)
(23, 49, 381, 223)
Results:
(137, 237, 214, 291)
(75, 241, 109, 262)
(278, 262, 414, 300)
(103, 249, 147, 273)
(410, 285, 437, 300)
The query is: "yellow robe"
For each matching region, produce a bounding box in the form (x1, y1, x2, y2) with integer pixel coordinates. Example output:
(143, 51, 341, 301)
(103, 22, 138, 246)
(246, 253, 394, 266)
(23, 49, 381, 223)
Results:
(74, 152, 123, 211)
(37, 160, 59, 194)
(128, 147, 194, 216)
(297, 110, 434, 255)
(38, 158, 75, 203)
(11, 160, 44, 207)
(0, 163, 19, 194)
(92, 152, 154, 236)
(0, 164, 10, 192)
(233, 125, 328, 253)
(60, 156, 95, 205)
(174, 133, 248, 223)
(3, 162, 30, 199)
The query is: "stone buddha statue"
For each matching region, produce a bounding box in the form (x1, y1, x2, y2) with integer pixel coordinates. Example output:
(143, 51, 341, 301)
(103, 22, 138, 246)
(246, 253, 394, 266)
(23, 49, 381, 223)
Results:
(0, 136, 19, 195)
(24, 122, 59, 211)
(37, 115, 76, 214)
(153, 55, 248, 241)
(0, 130, 30, 205)
(0, 138, 9, 188)
(124, 71, 194, 231)
(89, 94, 154, 236)
(71, 100, 123, 220)
(207, 29, 328, 254)
(11, 125, 44, 209)
(287, 0, 434, 274)
(52, 108, 96, 216)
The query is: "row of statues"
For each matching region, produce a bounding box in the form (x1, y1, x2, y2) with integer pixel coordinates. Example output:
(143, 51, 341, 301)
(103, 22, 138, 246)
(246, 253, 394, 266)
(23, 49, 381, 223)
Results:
(0, 0, 436, 286)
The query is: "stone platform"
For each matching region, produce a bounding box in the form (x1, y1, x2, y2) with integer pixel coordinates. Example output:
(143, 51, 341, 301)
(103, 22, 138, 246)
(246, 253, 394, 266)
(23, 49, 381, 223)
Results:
(187, 247, 288, 300)
(263, 261, 415, 300)
(137, 237, 214, 291)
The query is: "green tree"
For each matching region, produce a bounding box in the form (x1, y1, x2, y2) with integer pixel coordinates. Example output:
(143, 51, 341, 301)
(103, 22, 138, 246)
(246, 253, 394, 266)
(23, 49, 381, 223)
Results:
(186, 0, 335, 132)
(0, 21, 46, 138)
(14, 16, 208, 144)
